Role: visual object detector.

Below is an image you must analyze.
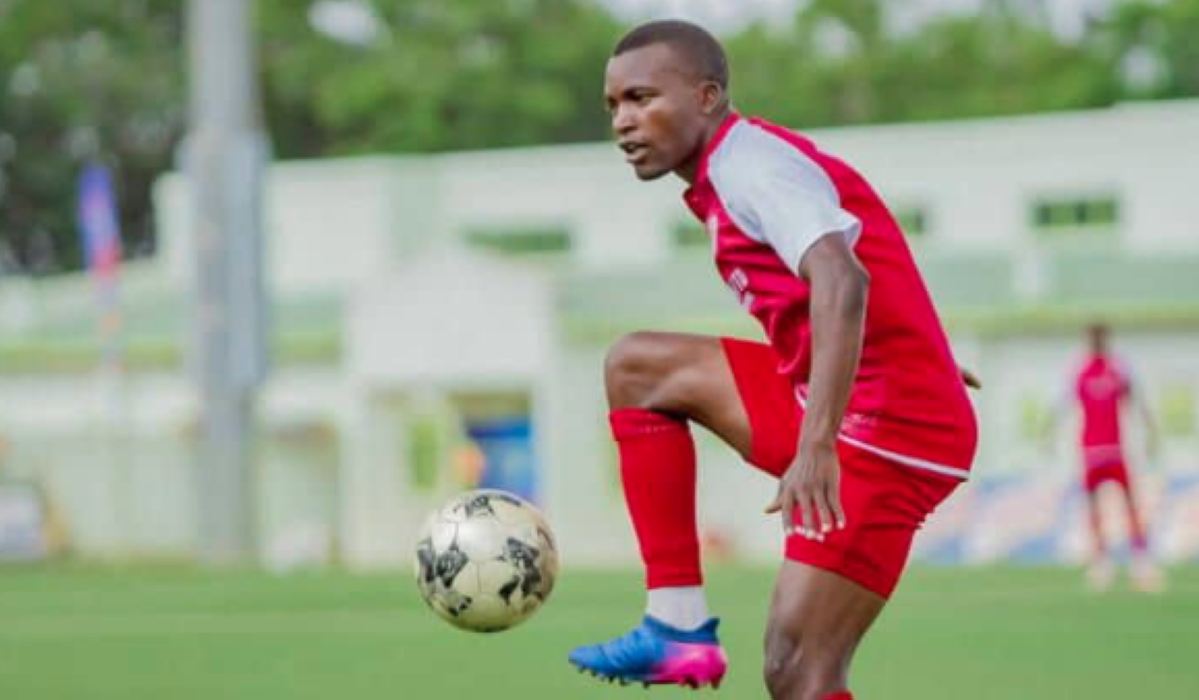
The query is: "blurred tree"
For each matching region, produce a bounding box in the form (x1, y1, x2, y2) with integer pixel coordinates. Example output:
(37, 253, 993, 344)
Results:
(257, 0, 621, 156)
(2, 0, 1199, 275)
(0, 0, 184, 274)
(1091, 0, 1199, 98)
(728, 0, 1118, 127)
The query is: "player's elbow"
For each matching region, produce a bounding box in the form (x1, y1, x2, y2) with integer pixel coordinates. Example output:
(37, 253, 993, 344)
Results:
(836, 259, 870, 318)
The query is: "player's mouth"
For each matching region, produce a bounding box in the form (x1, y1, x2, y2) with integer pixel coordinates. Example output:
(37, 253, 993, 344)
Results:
(620, 141, 650, 165)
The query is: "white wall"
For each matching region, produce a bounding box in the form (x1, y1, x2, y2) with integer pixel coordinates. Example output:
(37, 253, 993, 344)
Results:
(155, 157, 422, 296)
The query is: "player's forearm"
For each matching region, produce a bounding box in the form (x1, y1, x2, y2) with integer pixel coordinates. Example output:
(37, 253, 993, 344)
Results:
(800, 257, 869, 449)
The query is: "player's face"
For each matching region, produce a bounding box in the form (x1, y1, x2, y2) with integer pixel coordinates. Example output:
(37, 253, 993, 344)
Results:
(604, 44, 710, 181)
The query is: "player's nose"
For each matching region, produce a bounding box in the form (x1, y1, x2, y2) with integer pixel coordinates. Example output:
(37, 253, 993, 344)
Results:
(611, 104, 637, 135)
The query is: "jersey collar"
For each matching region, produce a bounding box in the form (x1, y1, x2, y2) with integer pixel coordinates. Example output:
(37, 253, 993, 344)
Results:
(692, 111, 741, 186)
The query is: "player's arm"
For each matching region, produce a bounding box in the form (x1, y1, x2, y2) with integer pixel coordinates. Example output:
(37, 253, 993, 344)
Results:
(773, 234, 868, 538)
(1127, 370, 1159, 458)
(1041, 382, 1073, 451)
(719, 145, 863, 538)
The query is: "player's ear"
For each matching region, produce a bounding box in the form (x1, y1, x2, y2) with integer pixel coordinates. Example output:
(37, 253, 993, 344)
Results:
(698, 80, 724, 115)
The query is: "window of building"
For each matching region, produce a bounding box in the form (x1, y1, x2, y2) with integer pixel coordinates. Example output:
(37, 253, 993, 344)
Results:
(1031, 195, 1120, 236)
(672, 219, 709, 249)
(893, 207, 929, 238)
(464, 224, 571, 255)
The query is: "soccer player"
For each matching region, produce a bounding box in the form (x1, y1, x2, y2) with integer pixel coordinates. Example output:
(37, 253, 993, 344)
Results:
(568, 21, 979, 699)
(1046, 323, 1162, 592)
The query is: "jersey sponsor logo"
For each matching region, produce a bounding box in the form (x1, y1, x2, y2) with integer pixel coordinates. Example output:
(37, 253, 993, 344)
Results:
(1081, 372, 1123, 401)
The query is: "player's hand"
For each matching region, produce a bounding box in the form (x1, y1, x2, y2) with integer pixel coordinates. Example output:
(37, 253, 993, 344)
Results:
(764, 439, 845, 540)
(960, 366, 982, 390)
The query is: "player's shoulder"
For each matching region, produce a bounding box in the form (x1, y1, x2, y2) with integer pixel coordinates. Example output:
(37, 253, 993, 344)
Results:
(1110, 354, 1137, 383)
(711, 118, 810, 170)
(707, 118, 835, 198)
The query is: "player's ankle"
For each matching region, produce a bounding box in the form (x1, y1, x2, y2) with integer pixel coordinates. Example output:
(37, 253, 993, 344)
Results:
(647, 586, 711, 631)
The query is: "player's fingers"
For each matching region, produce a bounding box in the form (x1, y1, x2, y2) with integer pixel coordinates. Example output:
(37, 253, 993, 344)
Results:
(961, 367, 982, 390)
(812, 487, 833, 537)
(779, 489, 796, 536)
(797, 486, 817, 539)
(764, 491, 782, 515)
(828, 482, 847, 530)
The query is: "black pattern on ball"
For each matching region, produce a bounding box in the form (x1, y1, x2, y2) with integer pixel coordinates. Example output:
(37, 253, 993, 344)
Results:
(416, 537, 437, 585)
(461, 494, 496, 518)
(434, 541, 469, 588)
(504, 537, 545, 600)
(493, 492, 525, 509)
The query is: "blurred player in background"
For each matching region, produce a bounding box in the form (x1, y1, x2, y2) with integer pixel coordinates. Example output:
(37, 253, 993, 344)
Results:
(1046, 322, 1163, 593)
(568, 20, 979, 699)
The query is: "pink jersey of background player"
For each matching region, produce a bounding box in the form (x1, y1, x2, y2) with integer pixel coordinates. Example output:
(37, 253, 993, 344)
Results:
(1075, 351, 1134, 467)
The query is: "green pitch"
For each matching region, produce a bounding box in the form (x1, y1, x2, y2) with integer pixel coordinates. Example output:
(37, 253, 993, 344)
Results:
(0, 564, 1194, 699)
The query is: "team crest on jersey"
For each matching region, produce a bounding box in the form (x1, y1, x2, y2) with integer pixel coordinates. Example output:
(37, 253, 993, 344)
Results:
(726, 267, 755, 311)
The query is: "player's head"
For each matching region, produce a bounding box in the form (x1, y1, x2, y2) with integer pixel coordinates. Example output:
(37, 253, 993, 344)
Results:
(1087, 322, 1110, 354)
(604, 20, 730, 181)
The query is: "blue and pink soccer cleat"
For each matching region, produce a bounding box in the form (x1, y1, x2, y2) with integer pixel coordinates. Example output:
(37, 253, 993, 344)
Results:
(568, 616, 728, 689)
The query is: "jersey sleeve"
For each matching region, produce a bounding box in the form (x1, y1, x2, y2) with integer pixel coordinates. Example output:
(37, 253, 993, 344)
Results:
(1054, 378, 1076, 416)
(709, 134, 861, 274)
(1117, 357, 1140, 402)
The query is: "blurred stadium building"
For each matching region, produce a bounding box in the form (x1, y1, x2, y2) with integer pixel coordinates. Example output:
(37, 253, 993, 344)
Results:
(1, 100, 1197, 569)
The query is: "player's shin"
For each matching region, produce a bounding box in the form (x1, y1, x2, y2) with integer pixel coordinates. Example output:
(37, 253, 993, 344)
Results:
(610, 408, 710, 629)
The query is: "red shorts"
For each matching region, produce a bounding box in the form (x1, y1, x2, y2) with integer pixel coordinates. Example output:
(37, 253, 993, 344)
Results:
(1084, 462, 1131, 494)
(722, 337, 963, 599)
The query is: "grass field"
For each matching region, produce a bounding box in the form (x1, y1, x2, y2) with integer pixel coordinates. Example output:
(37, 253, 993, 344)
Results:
(0, 564, 1195, 699)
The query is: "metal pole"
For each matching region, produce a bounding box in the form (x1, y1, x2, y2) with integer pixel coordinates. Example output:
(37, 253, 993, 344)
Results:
(185, 0, 269, 564)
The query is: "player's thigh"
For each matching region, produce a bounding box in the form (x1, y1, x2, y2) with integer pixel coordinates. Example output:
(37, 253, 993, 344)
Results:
(718, 337, 801, 476)
(764, 561, 885, 671)
(607, 332, 781, 461)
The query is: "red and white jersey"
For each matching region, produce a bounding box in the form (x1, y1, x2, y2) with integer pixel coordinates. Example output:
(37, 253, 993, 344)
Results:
(683, 114, 977, 478)
(1071, 353, 1134, 465)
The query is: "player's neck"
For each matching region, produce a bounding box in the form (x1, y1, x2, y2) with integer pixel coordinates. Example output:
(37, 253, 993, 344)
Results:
(675, 107, 734, 185)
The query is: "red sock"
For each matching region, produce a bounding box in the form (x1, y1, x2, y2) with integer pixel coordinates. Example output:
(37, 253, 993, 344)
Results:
(610, 408, 701, 589)
(823, 693, 854, 700)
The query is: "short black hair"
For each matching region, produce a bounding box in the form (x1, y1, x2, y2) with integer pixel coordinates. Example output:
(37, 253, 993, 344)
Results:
(613, 20, 729, 91)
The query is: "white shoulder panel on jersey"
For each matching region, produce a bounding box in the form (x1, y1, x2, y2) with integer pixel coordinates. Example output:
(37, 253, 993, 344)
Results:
(707, 120, 862, 273)
(1114, 355, 1139, 398)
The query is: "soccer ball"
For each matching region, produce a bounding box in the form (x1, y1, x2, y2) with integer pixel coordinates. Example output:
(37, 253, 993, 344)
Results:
(414, 489, 559, 633)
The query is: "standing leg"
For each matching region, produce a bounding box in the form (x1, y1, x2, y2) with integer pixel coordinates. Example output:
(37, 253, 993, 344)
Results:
(765, 446, 959, 700)
(1085, 486, 1115, 592)
(763, 563, 883, 700)
(1117, 471, 1164, 593)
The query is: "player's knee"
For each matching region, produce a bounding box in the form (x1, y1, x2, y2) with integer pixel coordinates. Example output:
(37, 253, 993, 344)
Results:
(604, 332, 693, 410)
(763, 632, 846, 700)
